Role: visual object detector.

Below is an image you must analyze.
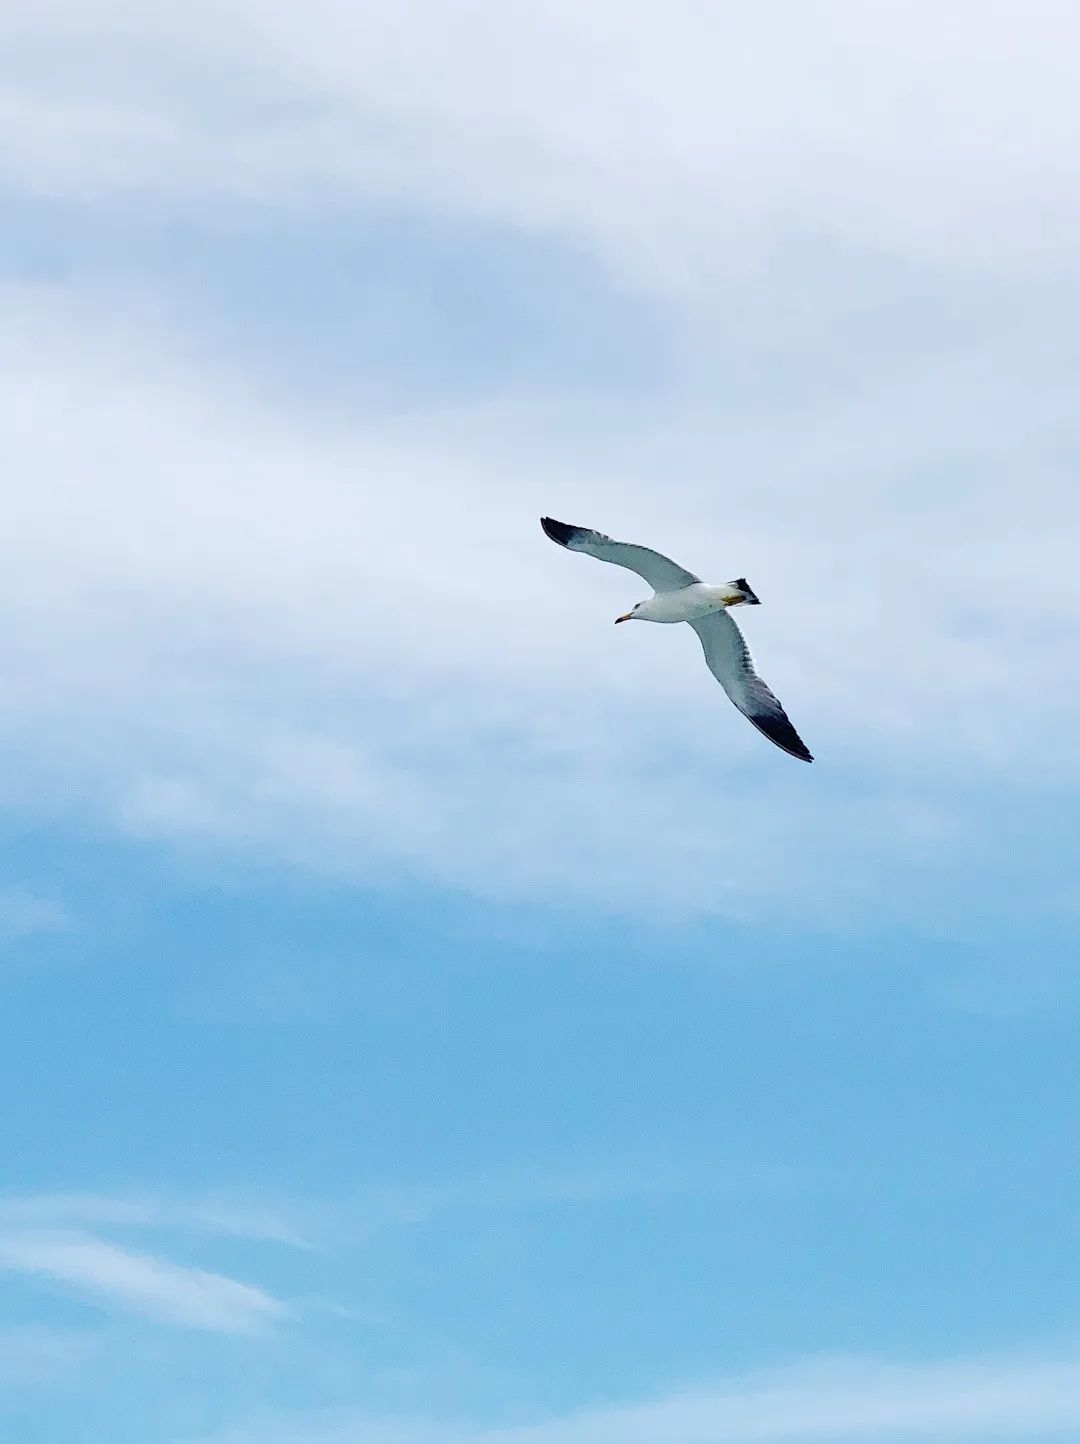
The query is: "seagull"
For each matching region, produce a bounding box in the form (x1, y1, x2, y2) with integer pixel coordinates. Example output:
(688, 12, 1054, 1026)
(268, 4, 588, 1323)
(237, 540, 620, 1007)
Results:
(540, 516, 812, 762)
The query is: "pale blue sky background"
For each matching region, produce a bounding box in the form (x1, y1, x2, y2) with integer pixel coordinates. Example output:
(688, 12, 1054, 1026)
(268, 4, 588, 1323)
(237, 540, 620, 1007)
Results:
(3, 4, 1080, 1441)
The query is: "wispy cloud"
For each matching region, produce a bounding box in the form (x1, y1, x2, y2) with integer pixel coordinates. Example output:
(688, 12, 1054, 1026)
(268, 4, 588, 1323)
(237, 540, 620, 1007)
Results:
(339, 1156, 808, 1235)
(0, 1229, 286, 1333)
(0, 885, 70, 938)
(184, 1349, 1080, 1443)
(0, 1192, 309, 1248)
(486, 1355, 1080, 1443)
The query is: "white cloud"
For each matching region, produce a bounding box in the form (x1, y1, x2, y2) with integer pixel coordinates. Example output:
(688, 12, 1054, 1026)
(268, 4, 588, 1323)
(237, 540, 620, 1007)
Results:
(0, 1229, 286, 1333)
(183, 1349, 1080, 1443)
(4, 2, 1080, 291)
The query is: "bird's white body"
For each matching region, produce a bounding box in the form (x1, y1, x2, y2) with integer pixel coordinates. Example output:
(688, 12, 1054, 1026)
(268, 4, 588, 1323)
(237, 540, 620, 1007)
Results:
(631, 583, 747, 623)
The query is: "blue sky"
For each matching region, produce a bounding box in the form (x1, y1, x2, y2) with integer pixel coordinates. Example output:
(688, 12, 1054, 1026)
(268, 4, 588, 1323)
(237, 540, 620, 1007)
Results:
(3, 3, 1080, 1441)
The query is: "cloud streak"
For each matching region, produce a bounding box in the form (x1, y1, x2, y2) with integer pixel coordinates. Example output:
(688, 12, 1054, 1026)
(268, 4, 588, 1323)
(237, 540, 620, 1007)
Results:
(0, 1192, 309, 1248)
(0, 1229, 286, 1333)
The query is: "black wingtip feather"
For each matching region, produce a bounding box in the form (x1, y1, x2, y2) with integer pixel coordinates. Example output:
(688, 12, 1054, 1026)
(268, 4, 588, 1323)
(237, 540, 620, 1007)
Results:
(748, 711, 813, 762)
(733, 577, 761, 605)
(540, 516, 576, 547)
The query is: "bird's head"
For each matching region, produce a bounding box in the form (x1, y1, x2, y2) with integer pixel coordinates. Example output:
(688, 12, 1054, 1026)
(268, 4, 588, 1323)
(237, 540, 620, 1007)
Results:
(614, 602, 644, 623)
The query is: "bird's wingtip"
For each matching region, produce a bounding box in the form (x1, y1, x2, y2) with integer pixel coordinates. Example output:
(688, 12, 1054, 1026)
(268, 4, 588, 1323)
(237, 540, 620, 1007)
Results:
(782, 731, 814, 762)
(747, 710, 813, 762)
(541, 516, 575, 547)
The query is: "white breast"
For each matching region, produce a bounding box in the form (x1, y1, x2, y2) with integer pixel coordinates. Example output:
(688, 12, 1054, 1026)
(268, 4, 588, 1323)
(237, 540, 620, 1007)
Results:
(635, 584, 732, 623)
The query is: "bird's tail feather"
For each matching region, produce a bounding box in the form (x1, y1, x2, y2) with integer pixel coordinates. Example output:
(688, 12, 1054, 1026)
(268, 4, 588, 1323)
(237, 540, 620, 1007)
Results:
(729, 577, 761, 605)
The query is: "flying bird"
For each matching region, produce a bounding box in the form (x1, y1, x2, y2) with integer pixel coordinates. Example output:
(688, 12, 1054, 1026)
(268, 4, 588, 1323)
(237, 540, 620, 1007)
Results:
(540, 516, 812, 762)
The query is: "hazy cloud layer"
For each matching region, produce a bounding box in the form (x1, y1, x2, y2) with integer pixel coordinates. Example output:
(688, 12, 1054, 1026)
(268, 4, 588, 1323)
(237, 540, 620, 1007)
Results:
(3, 5, 1078, 924)
(5, 2, 1080, 292)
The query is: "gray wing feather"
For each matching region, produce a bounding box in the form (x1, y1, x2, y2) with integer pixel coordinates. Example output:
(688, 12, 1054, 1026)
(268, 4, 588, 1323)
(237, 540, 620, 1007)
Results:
(690, 611, 813, 763)
(541, 516, 699, 592)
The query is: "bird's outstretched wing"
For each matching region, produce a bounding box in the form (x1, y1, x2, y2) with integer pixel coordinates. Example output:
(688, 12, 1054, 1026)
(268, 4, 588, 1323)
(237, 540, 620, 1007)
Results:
(541, 516, 699, 593)
(690, 610, 813, 762)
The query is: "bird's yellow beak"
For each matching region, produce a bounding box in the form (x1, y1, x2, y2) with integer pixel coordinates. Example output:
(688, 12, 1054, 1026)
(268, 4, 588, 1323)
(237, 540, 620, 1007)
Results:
(614, 612, 633, 624)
